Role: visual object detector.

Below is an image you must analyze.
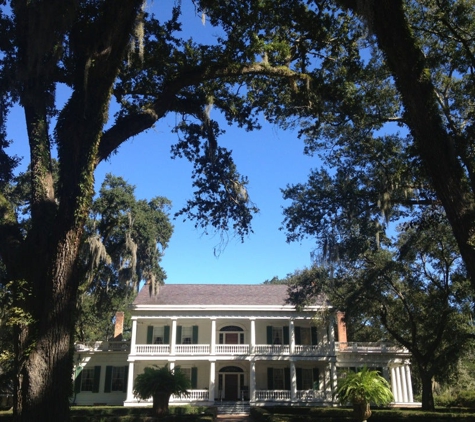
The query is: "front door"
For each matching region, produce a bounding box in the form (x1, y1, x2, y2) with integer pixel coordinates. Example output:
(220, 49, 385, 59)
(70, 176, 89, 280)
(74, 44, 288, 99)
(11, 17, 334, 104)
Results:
(225, 333, 239, 344)
(224, 374, 239, 401)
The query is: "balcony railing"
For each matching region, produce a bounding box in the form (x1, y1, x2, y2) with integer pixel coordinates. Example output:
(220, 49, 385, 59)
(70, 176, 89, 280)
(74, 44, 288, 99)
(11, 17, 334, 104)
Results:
(253, 345, 290, 354)
(132, 342, 405, 356)
(336, 342, 408, 354)
(215, 344, 250, 354)
(135, 344, 170, 354)
(175, 344, 210, 354)
(75, 341, 130, 352)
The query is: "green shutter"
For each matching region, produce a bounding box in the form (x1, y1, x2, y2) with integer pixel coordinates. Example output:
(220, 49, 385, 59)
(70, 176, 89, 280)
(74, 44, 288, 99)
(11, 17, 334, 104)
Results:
(176, 326, 182, 344)
(267, 326, 273, 344)
(192, 326, 199, 344)
(104, 366, 112, 393)
(191, 367, 198, 389)
(283, 326, 289, 344)
(267, 368, 274, 389)
(74, 368, 82, 394)
(311, 327, 318, 345)
(92, 366, 101, 393)
(123, 366, 129, 392)
(313, 368, 320, 390)
(296, 368, 303, 390)
(164, 325, 170, 344)
(295, 326, 301, 345)
(147, 326, 153, 344)
(284, 367, 290, 390)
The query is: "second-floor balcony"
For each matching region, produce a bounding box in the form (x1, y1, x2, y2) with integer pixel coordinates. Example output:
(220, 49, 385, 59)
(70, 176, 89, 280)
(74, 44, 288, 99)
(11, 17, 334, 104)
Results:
(133, 343, 351, 357)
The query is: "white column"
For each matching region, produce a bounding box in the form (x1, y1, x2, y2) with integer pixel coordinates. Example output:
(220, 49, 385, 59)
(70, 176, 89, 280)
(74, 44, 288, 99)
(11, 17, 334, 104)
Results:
(289, 318, 295, 354)
(330, 362, 337, 399)
(400, 365, 408, 402)
(390, 366, 398, 402)
(130, 319, 137, 354)
(328, 315, 335, 349)
(250, 318, 256, 354)
(171, 318, 177, 355)
(405, 364, 414, 402)
(396, 367, 403, 403)
(209, 361, 216, 402)
(250, 360, 256, 403)
(125, 362, 135, 402)
(169, 361, 175, 371)
(290, 360, 297, 402)
(210, 318, 216, 355)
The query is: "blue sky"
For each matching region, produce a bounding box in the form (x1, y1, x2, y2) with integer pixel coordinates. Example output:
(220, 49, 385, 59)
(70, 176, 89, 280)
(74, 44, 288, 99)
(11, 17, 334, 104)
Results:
(5, 1, 320, 285)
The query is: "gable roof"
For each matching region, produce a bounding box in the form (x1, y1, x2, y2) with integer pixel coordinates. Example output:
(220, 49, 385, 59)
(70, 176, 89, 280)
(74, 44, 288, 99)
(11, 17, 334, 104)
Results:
(133, 284, 323, 307)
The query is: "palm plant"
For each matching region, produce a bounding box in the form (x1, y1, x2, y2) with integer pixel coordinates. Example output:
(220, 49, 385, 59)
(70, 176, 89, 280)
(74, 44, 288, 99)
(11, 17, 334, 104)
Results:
(336, 367, 394, 422)
(133, 364, 190, 416)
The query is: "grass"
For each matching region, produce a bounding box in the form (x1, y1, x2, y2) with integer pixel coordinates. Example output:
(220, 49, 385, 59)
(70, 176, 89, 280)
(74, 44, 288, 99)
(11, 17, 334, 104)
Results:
(251, 406, 475, 422)
(0, 405, 474, 421)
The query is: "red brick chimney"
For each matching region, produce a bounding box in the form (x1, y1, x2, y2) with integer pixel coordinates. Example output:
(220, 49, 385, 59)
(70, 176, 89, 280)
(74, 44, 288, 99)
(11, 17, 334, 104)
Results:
(336, 311, 347, 349)
(114, 311, 124, 339)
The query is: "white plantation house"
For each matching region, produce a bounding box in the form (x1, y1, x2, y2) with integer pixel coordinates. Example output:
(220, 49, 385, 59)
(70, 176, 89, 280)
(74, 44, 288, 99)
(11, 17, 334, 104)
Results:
(72, 284, 415, 408)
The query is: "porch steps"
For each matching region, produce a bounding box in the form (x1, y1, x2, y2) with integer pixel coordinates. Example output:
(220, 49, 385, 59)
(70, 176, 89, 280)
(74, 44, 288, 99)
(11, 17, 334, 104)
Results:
(215, 402, 250, 416)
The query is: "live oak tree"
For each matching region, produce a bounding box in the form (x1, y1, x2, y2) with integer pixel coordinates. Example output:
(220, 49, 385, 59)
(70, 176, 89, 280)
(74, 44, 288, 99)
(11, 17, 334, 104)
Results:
(1, 0, 475, 420)
(287, 221, 475, 410)
(0, 1, 306, 421)
(204, 0, 475, 287)
(76, 174, 173, 342)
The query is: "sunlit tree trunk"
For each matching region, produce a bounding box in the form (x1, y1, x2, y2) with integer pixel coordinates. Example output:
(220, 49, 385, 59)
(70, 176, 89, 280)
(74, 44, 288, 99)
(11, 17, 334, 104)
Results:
(152, 393, 172, 416)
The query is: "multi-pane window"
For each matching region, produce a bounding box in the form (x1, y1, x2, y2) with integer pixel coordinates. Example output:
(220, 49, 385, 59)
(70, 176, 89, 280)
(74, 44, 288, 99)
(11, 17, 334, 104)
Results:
(80, 368, 95, 392)
(301, 368, 313, 390)
(153, 326, 164, 344)
(181, 327, 192, 344)
(181, 367, 192, 382)
(272, 327, 283, 345)
(273, 368, 285, 389)
(111, 367, 126, 392)
(299, 327, 312, 345)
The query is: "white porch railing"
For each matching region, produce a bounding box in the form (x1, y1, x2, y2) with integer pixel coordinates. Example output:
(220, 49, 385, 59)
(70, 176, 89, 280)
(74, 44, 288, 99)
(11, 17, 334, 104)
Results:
(296, 389, 328, 401)
(135, 344, 170, 354)
(75, 341, 130, 352)
(253, 345, 290, 354)
(175, 345, 210, 354)
(255, 390, 291, 401)
(171, 390, 209, 401)
(336, 342, 408, 354)
(131, 342, 408, 356)
(294, 345, 329, 355)
(215, 344, 250, 354)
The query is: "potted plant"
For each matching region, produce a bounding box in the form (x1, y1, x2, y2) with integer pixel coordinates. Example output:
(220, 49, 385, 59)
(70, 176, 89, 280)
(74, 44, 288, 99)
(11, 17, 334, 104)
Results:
(336, 367, 394, 422)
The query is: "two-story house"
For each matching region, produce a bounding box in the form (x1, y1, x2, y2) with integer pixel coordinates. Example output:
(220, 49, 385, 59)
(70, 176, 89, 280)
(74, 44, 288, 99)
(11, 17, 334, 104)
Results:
(72, 284, 415, 407)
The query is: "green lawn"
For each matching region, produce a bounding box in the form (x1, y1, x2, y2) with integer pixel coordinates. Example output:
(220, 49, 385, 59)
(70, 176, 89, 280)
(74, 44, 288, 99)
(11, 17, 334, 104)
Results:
(0, 405, 474, 421)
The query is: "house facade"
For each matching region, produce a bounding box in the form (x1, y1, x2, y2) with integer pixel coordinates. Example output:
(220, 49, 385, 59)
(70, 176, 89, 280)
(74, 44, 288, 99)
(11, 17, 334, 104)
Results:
(73, 284, 415, 407)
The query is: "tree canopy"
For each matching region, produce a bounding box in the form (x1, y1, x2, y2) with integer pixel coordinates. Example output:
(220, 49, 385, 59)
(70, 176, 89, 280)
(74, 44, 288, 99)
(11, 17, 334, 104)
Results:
(1, 0, 475, 420)
(77, 174, 173, 342)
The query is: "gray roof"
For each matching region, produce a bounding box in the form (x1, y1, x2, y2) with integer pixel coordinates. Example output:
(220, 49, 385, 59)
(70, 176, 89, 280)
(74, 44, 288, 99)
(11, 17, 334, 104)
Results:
(133, 284, 309, 307)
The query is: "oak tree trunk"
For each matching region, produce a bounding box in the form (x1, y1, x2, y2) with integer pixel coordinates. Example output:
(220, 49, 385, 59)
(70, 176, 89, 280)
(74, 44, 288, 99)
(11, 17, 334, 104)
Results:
(420, 370, 435, 411)
(15, 229, 82, 422)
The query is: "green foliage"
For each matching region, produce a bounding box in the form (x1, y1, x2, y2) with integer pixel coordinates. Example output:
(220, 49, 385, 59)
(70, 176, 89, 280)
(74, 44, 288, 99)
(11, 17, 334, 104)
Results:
(133, 365, 190, 401)
(133, 365, 190, 416)
(336, 367, 394, 407)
